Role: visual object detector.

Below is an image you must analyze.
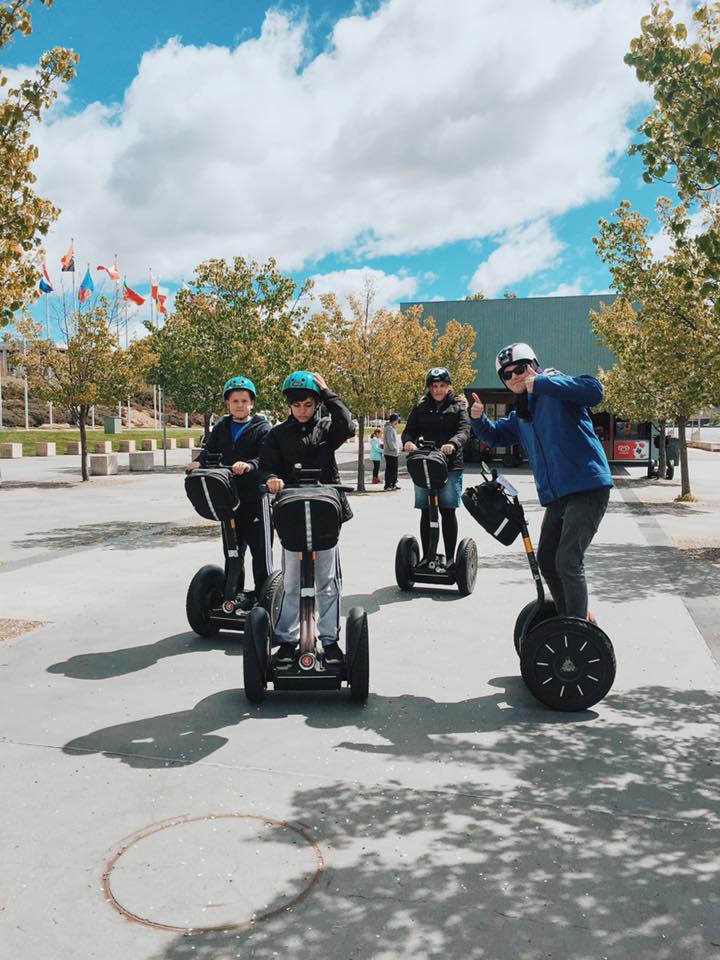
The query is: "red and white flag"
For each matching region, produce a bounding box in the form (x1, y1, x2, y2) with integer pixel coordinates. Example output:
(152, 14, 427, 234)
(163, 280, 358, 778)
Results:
(123, 282, 145, 306)
(60, 240, 75, 272)
(157, 293, 168, 315)
(97, 257, 121, 282)
(150, 275, 159, 301)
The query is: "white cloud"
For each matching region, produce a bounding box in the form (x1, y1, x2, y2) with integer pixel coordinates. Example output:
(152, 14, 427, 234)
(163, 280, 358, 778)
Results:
(469, 220, 564, 297)
(28, 0, 652, 285)
(306, 267, 418, 310)
(649, 210, 705, 260)
(531, 281, 584, 298)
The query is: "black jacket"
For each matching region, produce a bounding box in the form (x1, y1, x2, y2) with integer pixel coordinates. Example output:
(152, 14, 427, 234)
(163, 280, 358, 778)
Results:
(198, 414, 271, 501)
(401, 392, 471, 471)
(259, 389, 355, 521)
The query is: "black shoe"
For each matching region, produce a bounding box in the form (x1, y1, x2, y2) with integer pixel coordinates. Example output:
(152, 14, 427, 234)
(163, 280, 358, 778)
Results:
(322, 642, 344, 665)
(275, 643, 297, 664)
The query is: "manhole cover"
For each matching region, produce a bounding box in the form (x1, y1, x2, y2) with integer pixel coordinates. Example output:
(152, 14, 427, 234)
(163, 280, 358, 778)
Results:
(103, 814, 323, 932)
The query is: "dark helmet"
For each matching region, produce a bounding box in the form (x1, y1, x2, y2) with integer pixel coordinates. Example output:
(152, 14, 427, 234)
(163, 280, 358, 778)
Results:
(223, 375, 256, 400)
(426, 367, 452, 388)
(281, 370, 321, 402)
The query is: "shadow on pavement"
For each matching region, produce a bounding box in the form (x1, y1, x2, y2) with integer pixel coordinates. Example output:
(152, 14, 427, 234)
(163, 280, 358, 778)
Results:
(136, 683, 720, 960)
(14, 520, 218, 551)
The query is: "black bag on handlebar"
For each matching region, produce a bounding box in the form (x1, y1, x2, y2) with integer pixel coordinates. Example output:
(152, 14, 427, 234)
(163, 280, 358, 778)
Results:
(185, 467, 240, 521)
(462, 482, 523, 546)
(406, 448, 448, 490)
(273, 486, 343, 552)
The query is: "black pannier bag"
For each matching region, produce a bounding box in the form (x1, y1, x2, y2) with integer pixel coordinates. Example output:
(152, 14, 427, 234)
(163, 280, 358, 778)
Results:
(273, 486, 343, 552)
(406, 448, 448, 490)
(185, 468, 240, 521)
(462, 482, 523, 546)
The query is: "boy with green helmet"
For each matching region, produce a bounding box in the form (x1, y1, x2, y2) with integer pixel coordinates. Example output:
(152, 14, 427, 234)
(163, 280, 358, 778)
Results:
(260, 370, 355, 665)
(186, 374, 273, 604)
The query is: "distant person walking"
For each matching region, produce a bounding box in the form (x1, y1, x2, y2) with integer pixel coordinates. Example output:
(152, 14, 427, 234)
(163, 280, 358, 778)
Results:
(370, 428, 383, 484)
(383, 413, 401, 490)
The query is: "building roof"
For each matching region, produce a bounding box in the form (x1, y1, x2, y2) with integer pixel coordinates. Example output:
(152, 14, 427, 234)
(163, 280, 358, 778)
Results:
(401, 294, 619, 387)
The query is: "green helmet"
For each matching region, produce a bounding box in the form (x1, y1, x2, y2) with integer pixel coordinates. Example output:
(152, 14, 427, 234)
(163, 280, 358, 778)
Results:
(223, 375, 256, 399)
(281, 370, 321, 397)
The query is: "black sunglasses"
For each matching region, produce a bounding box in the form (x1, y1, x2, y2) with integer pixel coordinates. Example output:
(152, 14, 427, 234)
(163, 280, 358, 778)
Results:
(500, 361, 531, 381)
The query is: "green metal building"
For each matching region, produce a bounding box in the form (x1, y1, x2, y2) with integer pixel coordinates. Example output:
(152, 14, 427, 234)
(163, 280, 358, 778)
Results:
(400, 294, 655, 466)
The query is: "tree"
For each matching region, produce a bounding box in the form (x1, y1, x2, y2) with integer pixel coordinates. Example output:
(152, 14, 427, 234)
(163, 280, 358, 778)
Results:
(624, 2, 720, 305)
(464, 292, 486, 301)
(593, 200, 720, 498)
(503, 290, 518, 299)
(147, 257, 309, 438)
(300, 280, 477, 491)
(1, 0, 78, 324)
(16, 297, 139, 480)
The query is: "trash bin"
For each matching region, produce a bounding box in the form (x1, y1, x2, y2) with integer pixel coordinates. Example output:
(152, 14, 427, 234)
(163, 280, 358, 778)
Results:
(104, 417, 123, 434)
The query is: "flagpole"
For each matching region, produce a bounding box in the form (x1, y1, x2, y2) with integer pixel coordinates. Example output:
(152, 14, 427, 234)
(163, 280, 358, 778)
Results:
(70, 237, 75, 306)
(44, 291, 49, 340)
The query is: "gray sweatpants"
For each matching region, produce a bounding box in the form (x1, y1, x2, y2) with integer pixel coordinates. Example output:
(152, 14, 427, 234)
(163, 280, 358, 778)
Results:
(274, 546, 342, 647)
(536, 487, 610, 619)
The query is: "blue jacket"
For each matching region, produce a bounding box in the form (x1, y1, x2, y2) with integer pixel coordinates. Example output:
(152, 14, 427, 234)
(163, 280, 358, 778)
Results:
(470, 373, 613, 506)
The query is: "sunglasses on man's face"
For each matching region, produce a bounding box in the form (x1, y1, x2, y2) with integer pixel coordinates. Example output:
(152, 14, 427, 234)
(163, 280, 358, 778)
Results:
(500, 361, 531, 381)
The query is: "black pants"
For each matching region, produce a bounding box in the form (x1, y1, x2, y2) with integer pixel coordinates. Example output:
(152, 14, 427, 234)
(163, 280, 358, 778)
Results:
(420, 507, 458, 560)
(372, 460, 381, 479)
(222, 496, 274, 593)
(384, 455, 398, 489)
(536, 487, 610, 618)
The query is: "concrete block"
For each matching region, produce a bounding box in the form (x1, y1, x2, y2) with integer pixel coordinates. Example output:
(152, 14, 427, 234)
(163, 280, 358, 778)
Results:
(177, 438, 193, 449)
(89, 453, 118, 476)
(65, 441, 81, 455)
(141, 439, 157, 451)
(95, 441, 112, 454)
(36, 442, 56, 457)
(118, 439, 136, 452)
(0, 442, 23, 458)
(129, 451, 155, 472)
(163, 438, 177, 450)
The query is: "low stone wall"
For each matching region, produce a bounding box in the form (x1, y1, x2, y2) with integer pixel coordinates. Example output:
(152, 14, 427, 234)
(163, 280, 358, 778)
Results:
(89, 453, 118, 476)
(0, 442, 22, 458)
(129, 451, 155, 471)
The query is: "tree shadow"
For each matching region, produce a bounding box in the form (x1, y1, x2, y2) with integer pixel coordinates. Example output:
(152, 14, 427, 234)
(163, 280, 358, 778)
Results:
(14, 521, 218, 551)
(145, 683, 720, 960)
(47, 630, 243, 681)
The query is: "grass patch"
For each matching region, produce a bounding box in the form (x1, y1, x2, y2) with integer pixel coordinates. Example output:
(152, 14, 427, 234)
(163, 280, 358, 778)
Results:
(0, 427, 201, 456)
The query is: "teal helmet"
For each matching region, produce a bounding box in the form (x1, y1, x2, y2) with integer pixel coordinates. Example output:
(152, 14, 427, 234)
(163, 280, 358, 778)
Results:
(223, 375, 256, 400)
(281, 370, 321, 399)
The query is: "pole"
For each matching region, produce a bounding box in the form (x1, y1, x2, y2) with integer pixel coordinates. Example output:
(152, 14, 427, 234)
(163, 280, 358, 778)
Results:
(49, 401, 53, 427)
(22, 339, 29, 430)
(0, 358, 3, 431)
(91, 405, 95, 429)
(161, 385, 167, 471)
(153, 384, 157, 429)
(127, 397, 131, 429)
(184, 412, 188, 429)
(44, 291, 50, 340)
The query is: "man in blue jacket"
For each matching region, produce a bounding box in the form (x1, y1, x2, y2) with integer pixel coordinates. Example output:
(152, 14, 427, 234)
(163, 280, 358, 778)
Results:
(469, 342, 612, 621)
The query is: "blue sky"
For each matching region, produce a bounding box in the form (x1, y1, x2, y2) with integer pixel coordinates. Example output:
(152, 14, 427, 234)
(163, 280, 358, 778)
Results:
(4, 0, 686, 338)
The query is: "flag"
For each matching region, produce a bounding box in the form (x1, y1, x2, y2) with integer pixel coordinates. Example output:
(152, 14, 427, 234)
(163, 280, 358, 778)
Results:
(150, 275, 159, 301)
(123, 282, 145, 306)
(157, 293, 168, 315)
(39, 257, 53, 294)
(78, 267, 94, 303)
(60, 240, 75, 272)
(97, 258, 121, 282)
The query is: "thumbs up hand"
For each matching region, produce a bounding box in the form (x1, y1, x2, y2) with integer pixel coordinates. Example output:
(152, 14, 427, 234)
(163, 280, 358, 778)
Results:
(470, 392, 484, 419)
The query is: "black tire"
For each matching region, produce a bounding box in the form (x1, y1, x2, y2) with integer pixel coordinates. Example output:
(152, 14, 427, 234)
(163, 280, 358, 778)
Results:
(455, 538, 478, 596)
(665, 463, 675, 480)
(186, 564, 225, 637)
(346, 606, 369, 703)
(243, 607, 270, 704)
(257, 569, 284, 642)
(395, 535, 419, 591)
(519, 617, 616, 712)
(513, 598, 557, 656)
(502, 452, 515, 467)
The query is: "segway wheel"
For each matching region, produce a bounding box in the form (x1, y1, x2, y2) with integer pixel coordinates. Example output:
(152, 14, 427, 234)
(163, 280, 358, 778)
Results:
(395, 535, 420, 591)
(513, 598, 557, 656)
(186, 564, 224, 637)
(455, 538, 478, 596)
(243, 607, 270, 704)
(519, 617, 616, 712)
(346, 606, 369, 703)
(257, 569, 284, 641)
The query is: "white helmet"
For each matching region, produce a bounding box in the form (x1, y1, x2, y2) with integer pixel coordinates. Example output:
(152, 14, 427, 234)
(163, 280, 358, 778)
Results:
(495, 342, 538, 381)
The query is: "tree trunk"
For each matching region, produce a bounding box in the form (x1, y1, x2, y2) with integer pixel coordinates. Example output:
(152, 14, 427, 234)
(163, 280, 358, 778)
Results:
(356, 416, 366, 492)
(657, 420, 667, 479)
(78, 405, 89, 481)
(677, 414, 691, 497)
(203, 412, 211, 444)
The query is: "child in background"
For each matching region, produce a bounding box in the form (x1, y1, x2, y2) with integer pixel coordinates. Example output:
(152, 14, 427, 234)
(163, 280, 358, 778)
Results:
(370, 428, 383, 484)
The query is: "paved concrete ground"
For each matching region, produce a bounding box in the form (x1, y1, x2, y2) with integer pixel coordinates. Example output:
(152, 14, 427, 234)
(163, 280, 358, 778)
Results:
(1, 445, 719, 959)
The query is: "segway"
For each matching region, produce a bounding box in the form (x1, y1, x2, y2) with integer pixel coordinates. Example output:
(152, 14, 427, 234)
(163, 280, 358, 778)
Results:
(184, 455, 283, 638)
(462, 466, 616, 712)
(242, 469, 369, 704)
(395, 440, 477, 596)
